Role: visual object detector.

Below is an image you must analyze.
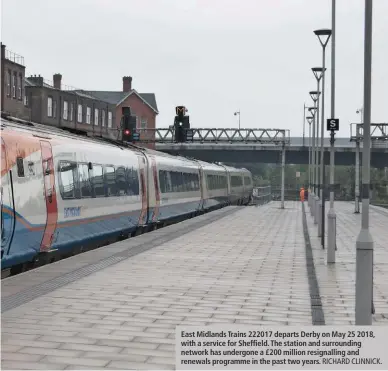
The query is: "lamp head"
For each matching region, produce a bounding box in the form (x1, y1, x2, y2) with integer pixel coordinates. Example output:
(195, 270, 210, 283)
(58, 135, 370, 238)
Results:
(314, 28, 332, 47)
(312, 67, 325, 81)
(309, 90, 320, 102)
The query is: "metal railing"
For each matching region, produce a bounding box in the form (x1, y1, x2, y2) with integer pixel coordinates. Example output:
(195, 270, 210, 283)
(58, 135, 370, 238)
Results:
(350, 123, 388, 142)
(4, 49, 25, 66)
(133, 128, 290, 145)
(252, 186, 272, 206)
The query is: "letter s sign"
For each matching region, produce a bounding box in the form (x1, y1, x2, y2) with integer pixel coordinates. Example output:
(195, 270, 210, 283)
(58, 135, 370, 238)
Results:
(327, 118, 339, 131)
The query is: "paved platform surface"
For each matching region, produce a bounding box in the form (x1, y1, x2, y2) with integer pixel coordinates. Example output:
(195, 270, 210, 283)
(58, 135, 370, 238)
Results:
(1, 201, 387, 370)
(1, 202, 310, 370)
(305, 200, 388, 326)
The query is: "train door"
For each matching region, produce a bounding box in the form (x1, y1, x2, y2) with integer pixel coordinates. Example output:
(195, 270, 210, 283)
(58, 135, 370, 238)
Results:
(137, 153, 148, 226)
(1, 137, 16, 257)
(149, 155, 160, 223)
(197, 164, 205, 211)
(40, 141, 58, 252)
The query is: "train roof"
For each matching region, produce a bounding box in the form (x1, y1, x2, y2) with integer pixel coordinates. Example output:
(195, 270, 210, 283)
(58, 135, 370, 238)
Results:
(0, 113, 250, 174)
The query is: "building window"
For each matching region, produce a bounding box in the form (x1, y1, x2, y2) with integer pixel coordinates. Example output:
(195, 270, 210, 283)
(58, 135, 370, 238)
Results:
(140, 117, 147, 130)
(47, 96, 53, 117)
(101, 110, 105, 127)
(94, 108, 99, 126)
(24, 94, 29, 107)
(86, 106, 91, 124)
(108, 111, 112, 128)
(53, 100, 57, 118)
(17, 74, 22, 100)
(77, 104, 82, 123)
(70, 102, 74, 121)
(12, 72, 17, 98)
(63, 101, 68, 120)
(6, 70, 11, 96)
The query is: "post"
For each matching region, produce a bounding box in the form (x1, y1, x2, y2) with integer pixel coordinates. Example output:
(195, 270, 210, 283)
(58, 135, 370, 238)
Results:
(355, 0, 374, 325)
(281, 143, 285, 209)
(314, 80, 321, 225)
(355, 141, 360, 213)
(303, 103, 306, 147)
(311, 111, 316, 216)
(308, 121, 312, 206)
(327, 0, 336, 262)
(319, 45, 327, 247)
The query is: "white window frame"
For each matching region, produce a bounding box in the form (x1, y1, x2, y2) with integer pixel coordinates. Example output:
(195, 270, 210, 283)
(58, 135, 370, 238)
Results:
(94, 108, 99, 126)
(70, 102, 74, 121)
(108, 111, 112, 128)
(24, 94, 28, 107)
(63, 101, 68, 120)
(86, 107, 91, 124)
(12, 73, 16, 98)
(47, 96, 53, 117)
(6, 70, 11, 96)
(101, 110, 105, 127)
(77, 104, 82, 123)
(17, 74, 22, 100)
(140, 117, 147, 130)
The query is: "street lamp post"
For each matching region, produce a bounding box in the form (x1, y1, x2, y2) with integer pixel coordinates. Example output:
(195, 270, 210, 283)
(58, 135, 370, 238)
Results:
(314, 29, 332, 248)
(303, 104, 310, 147)
(234, 110, 241, 130)
(355, 0, 374, 325)
(307, 115, 314, 204)
(311, 69, 324, 227)
(309, 93, 319, 216)
(327, 0, 337, 263)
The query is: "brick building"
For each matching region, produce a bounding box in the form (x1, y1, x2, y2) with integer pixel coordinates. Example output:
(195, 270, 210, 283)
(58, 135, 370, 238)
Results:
(1, 43, 30, 120)
(25, 73, 117, 139)
(90, 76, 159, 149)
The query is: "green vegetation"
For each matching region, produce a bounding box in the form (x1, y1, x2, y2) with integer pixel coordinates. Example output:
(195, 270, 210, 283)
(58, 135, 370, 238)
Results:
(228, 162, 388, 204)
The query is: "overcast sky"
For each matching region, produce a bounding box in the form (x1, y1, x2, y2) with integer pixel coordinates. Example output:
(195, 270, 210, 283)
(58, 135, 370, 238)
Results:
(1, 0, 387, 138)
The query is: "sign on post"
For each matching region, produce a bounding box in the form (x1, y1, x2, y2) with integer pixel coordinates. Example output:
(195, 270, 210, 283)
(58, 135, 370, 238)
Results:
(327, 118, 339, 131)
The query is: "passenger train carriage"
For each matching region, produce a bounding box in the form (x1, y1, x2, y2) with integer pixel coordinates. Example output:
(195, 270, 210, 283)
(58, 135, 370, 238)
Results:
(1, 115, 253, 274)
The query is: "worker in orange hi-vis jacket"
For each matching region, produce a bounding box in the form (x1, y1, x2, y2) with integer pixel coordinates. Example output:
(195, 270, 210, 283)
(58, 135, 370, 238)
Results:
(300, 187, 305, 202)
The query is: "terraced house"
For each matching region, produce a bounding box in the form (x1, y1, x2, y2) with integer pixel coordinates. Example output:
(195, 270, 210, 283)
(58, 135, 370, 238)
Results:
(89, 76, 159, 149)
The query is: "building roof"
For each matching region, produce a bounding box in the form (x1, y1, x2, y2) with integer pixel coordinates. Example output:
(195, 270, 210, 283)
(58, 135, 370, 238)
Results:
(25, 78, 110, 102)
(88, 90, 158, 114)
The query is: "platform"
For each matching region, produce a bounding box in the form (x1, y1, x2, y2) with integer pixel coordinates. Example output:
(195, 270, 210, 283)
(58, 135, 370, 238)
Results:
(1, 201, 388, 370)
(305, 201, 388, 326)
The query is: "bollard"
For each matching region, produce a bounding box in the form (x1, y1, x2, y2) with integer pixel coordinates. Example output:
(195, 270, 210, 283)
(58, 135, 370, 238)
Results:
(318, 201, 322, 237)
(314, 196, 319, 224)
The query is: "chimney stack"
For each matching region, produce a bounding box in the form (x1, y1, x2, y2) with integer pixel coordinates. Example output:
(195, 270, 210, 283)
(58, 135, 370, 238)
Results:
(123, 76, 132, 92)
(1, 43, 5, 60)
(53, 73, 62, 90)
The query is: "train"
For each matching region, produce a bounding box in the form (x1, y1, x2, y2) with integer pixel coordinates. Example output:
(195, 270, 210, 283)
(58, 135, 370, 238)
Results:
(1, 114, 253, 275)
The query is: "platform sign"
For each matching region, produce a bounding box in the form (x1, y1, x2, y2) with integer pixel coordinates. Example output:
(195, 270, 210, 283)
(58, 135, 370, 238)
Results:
(327, 118, 339, 131)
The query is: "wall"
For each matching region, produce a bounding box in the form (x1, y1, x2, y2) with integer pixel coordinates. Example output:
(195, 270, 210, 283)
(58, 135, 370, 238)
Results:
(26, 86, 117, 138)
(116, 93, 157, 150)
(1, 58, 31, 120)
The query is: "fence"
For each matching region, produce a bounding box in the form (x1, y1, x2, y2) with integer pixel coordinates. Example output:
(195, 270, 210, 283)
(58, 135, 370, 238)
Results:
(251, 186, 272, 206)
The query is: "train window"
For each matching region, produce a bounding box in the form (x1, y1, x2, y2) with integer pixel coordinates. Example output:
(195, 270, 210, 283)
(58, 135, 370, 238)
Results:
(126, 167, 139, 196)
(78, 163, 92, 198)
(92, 165, 105, 197)
(159, 170, 167, 193)
(59, 161, 77, 199)
(116, 166, 127, 196)
(231, 175, 243, 187)
(104, 166, 116, 196)
(167, 172, 173, 192)
(16, 157, 25, 177)
(183, 173, 189, 192)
